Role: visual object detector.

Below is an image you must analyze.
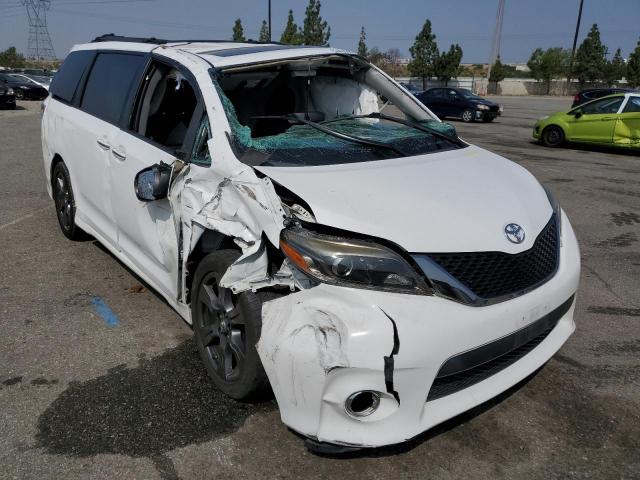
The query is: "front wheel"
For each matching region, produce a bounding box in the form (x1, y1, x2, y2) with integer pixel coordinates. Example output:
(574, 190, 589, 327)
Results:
(461, 109, 474, 123)
(14, 89, 24, 100)
(541, 125, 565, 148)
(192, 250, 270, 400)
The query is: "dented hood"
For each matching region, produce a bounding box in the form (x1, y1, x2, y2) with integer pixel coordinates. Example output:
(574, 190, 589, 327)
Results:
(255, 145, 552, 253)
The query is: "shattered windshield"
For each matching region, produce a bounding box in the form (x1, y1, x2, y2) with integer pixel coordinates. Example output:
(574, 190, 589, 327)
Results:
(214, 55, 465, 167)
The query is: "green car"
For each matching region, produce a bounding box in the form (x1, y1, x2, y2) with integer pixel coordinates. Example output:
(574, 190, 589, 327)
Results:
(534, 93, 640, 149)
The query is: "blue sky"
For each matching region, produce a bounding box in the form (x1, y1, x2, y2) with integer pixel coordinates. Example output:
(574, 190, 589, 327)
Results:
(1, 0, 638, 63)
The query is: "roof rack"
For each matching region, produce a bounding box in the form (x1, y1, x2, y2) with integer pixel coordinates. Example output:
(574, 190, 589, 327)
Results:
(92, 34, 284, 46)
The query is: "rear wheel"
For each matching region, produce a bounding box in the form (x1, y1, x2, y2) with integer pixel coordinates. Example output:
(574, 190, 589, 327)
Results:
(192, 250, 270, 400)
(541, 125, 565, 147)
(52, 162, 86, 240)
(461, 108, 474, 123)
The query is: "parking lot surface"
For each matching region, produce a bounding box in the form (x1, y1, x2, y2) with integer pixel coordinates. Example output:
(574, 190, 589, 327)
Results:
(1, 97, 639, 479)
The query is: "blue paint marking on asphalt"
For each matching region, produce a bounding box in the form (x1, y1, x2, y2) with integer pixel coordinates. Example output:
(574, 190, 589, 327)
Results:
(90, 297, 120, 327)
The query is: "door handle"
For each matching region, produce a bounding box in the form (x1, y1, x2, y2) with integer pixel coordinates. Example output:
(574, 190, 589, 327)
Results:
(112, 149, 126, 161)
(96, 139, 111, 150)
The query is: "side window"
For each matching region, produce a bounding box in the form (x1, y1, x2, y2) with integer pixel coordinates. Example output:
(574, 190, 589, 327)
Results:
(132, 62, 198, 149)
(190, 115, 212, 166)
(580, 97, 624, 115)
(49, 50, 94, 103)
(623, 97, 640, 113)
(81, 52, 146, 125)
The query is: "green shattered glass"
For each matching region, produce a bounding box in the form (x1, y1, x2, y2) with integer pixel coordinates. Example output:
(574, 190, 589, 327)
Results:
(214, 80, 460, 165)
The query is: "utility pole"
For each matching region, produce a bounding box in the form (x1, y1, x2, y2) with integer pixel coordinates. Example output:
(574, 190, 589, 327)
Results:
(486, 0, 505, 93)
(268, 0, 272, 42)
(567, 0, 584, 90)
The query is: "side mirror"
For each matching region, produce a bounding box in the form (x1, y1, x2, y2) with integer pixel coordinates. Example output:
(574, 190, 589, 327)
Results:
(573, 110, 583, 119)
(134, 162, 172, 202)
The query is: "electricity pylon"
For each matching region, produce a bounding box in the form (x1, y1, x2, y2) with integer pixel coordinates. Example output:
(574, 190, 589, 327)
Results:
(21, 0, 56, 62)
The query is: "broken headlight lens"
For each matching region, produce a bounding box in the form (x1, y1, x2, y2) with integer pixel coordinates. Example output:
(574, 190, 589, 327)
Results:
(280, 227, 430, 294)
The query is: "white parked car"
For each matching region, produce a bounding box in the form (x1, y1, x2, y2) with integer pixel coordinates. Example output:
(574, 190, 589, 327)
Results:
(42, 35, 580, 452)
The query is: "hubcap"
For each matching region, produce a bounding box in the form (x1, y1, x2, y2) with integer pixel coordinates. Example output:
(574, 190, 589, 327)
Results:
(54, 173, 73, 230)
(197, 274, 245, 381)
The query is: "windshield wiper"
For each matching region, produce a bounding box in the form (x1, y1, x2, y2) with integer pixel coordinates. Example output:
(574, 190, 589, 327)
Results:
(250, 114, 407, 156)
(321, 112, 466, 148)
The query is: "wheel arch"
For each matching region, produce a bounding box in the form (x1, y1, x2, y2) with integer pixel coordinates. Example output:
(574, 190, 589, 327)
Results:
(185, 230, 240, 305)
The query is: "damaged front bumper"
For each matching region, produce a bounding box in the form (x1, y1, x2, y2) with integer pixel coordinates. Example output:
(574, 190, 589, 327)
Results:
(257, 211, 580, 448)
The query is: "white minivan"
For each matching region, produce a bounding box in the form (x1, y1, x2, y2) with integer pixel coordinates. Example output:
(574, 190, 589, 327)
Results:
(42, 35, 580, 451)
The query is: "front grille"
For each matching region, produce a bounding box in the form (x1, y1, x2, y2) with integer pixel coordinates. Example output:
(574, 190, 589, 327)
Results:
(427, 295, 574, 401)
(427, 215, 558, 301)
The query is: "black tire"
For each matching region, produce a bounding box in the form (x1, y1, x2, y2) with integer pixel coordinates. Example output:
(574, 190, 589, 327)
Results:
(461, 108, 474, 123)
(192, 250, 270, 400)
(14, 89, 24, 100)
(51, 161, 86, 240)
(541, 125, 565, 148)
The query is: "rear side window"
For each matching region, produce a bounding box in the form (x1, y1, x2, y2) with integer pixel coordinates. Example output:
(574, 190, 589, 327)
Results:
(81, 52, 146, 125)
(623, 97, 640, 113)
(50, 50, 94, 103)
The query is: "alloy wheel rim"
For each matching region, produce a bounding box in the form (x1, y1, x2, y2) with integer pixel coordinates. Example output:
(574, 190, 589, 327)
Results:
(463, 110, 472, 121)
(54, 173, 73, 230)
(198, 273, 245, 382)
(547, 129, 560, 144)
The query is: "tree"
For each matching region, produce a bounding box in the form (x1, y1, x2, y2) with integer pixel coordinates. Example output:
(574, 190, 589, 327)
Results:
(280, 9, 302, 45)
(357, 26, 367, 57)
(602, 48, 625, 85)
(0, 47, 26, 68)
(408, 19, 439, 89)
(489, 56, 506, 83)
(302, 0, 330, 46)
(232, 18, 245, 42)
(434, 43, 463, 85)
(259, 20, 270, 42)
(572, 24, 607, 84)
(528, 47, 571, 94)
(628, 39, 640, 88)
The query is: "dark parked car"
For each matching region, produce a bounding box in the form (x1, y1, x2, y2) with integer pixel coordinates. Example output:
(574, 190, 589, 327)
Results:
(0, 84, 16, 109)
(572, 88, 635, 108)
(417, 87, 502, 122)
(0, 72, 48, 100)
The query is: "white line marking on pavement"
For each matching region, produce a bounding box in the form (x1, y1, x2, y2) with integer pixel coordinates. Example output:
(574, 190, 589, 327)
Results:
(0, 206, 51, 231)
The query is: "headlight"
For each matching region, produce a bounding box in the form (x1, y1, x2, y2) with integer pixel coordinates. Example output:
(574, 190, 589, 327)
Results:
(280, 227, 430, 294)
(476, 104, 489, 110)
(7, 88, 14, 95)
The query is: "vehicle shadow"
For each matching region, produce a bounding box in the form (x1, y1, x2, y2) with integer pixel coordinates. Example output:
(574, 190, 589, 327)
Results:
(309, 365, 544, 459)
(35, 338, 277, 477)
(529, 140, 640, 157)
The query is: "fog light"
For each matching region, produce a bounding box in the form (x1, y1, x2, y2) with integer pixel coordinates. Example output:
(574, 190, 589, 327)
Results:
(344, 391, 380, 418)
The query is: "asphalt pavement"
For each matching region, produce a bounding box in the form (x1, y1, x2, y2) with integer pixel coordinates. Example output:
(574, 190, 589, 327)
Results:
(1, 97, 638, 479)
